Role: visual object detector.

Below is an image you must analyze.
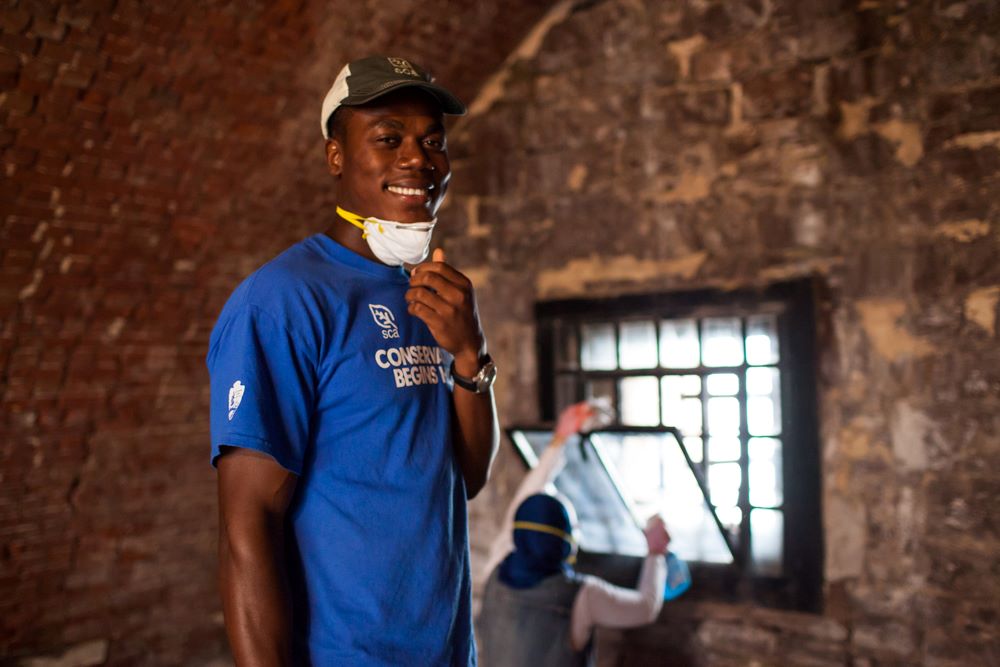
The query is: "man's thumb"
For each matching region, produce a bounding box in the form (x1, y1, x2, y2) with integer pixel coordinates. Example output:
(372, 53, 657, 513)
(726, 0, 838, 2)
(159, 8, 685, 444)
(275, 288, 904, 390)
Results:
(433, 248, 445, 263)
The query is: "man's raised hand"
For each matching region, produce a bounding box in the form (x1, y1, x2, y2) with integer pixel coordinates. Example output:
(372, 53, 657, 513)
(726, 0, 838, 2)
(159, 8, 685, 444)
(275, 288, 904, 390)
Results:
(407, 248, 485, 373)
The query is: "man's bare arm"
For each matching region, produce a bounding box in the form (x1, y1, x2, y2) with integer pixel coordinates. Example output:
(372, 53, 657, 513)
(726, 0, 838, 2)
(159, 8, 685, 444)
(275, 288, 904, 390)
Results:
(449, 357, 499, 498)
(217, 448, 298, 666)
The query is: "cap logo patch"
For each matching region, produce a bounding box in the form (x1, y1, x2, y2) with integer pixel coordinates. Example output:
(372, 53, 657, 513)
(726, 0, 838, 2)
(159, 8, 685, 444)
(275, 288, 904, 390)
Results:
(387, 57, 418, 78)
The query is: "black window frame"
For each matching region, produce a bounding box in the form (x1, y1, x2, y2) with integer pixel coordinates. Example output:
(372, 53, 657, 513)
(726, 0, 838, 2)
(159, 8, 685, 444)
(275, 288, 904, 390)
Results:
(532, 278, 823, 612)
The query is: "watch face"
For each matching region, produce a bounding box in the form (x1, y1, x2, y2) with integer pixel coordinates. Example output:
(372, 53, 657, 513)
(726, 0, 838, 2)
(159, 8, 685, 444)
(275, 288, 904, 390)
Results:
(475, 362, 498, 391)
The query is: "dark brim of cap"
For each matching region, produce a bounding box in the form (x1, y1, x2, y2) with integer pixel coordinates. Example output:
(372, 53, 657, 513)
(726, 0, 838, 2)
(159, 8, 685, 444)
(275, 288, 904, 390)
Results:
(341, 80, 466, 116)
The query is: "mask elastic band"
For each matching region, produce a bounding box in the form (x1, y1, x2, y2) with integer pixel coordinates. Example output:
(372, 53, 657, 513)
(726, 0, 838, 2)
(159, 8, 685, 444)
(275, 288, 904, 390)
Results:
(336, 206, 384, 238)
(513, 521, 576, 545)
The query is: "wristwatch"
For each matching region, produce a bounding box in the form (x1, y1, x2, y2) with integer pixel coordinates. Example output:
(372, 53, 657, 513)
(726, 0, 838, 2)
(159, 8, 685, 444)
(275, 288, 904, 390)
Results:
(450, 354, 498, 394)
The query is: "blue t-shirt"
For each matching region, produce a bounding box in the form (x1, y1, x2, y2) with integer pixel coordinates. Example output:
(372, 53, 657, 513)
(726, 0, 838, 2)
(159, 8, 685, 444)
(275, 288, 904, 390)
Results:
(207, 234, 475, 666)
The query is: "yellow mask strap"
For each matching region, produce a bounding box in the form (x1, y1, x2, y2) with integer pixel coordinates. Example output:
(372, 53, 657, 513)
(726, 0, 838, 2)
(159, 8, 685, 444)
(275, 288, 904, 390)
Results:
(336, 206, 384, 239)
(513, 521, 576, 545)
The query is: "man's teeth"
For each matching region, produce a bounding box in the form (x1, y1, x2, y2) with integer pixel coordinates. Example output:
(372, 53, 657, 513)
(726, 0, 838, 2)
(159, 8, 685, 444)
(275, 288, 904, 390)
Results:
(387, 185, 429, 196)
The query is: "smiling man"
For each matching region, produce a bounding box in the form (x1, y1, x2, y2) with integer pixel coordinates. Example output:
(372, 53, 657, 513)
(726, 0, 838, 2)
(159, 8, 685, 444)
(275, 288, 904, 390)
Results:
(207, 56, 499, 666)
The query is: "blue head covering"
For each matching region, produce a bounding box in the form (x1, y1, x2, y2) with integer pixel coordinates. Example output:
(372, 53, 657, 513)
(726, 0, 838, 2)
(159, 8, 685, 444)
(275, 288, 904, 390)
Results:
(498, 493, 576, 589)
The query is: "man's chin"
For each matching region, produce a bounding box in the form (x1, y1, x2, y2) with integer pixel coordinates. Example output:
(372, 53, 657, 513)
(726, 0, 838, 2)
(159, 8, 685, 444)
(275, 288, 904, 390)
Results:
(381, 207, 437, 223)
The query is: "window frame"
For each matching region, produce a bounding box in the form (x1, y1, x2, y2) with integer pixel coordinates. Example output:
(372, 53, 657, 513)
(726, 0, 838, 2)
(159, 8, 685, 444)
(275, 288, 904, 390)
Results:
(532, 279, 823, 612)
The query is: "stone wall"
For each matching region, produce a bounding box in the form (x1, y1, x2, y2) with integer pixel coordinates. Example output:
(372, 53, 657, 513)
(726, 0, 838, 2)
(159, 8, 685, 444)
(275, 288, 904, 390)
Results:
(444, 1, 1000, 665)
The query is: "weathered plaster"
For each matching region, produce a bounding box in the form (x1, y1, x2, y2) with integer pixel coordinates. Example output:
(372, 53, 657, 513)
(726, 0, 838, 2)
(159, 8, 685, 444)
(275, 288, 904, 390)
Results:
(856, 299, 935, 361)
(873, 119, 924, 167)
(536, 252, 708, 298)
(825, 494, 867, 580)
(890, 401, 933, 471)
(933, 219, 990, 243)
(964, 285, 1000, 336)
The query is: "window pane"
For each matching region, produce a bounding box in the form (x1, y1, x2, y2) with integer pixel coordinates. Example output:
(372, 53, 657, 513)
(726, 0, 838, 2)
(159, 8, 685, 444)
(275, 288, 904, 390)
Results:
(619, 320, 657, 369)
(751, 509, 784, 575)
(556, 321, 579, 369)
(581, 323, 617, 370)
(746, 314, 779, 365)
(702, 317, 744, 367)
(660, 319, 700, 368)
(683, 436, 703, 464)
(585, 378, 615, 406)
(717, 505, 743, 537)
(706, 373, 739, 396)
(707, 436, 740, 462)
(746, 366, 777, 395)
(707, 397, 740, 435)
(662, 374, 701, 397)
(708, 462, 741, 507)
(749, 437, 783, 507)
(747, 367, 781, 436)
(555, 375, 578, 415)
(619, 376, 660, 426)
(662, 378, 702, 435)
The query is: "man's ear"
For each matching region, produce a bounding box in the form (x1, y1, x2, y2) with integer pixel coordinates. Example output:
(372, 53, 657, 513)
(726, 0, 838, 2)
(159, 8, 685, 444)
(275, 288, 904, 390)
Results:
(325, 139, 343, 176)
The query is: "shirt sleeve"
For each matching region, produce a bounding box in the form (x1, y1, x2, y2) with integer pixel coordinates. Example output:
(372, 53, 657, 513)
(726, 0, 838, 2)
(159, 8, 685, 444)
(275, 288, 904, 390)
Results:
(207, 305, 316, 475)
(483, 440, 568, 575)
(569, 554, 666, 650)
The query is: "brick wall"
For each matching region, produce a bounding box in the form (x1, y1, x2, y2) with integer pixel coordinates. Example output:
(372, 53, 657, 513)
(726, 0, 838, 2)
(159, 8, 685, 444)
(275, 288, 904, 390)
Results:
(445, 1, 1000, 666)
(0, 1, 556, 663)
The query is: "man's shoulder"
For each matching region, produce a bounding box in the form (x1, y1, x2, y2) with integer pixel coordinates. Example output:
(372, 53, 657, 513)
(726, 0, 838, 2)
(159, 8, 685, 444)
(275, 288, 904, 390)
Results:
(212, 237, 349, 336)
(250, 236, 335, 292)
(232, 237, 346, 310)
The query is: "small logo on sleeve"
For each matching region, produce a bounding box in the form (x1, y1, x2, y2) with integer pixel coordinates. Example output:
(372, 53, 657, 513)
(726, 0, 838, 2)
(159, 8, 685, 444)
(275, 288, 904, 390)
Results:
(228, 380, 245, 421)
(369, 304, 400, 339)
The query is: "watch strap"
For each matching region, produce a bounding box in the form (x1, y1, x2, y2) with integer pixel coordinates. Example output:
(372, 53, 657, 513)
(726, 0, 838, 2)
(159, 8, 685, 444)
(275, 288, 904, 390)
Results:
(450, 354, 494, 393)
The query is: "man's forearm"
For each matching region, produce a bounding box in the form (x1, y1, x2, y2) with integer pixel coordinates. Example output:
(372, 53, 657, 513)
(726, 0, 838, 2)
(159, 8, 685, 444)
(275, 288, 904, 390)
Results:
(219, 516, 294, 666)
(451, 381, 499, 499)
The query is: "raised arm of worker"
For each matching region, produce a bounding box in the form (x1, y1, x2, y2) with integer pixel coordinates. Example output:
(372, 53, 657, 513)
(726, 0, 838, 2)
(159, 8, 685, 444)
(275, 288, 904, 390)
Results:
(217, 450, 297, 666)
(408, 247, 499, 498)
(483, 401, 597, 575)
(569, 516, 669, 651)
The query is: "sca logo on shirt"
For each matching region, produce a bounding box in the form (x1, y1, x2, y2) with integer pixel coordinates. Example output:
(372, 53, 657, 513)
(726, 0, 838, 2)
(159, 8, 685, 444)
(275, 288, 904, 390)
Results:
(228, 380, 245, 421)
(369, 304, 400, 339)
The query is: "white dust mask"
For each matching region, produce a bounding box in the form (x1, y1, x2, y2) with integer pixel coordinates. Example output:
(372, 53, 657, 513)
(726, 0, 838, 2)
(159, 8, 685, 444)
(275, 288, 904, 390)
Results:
(336, 206, 436, 267)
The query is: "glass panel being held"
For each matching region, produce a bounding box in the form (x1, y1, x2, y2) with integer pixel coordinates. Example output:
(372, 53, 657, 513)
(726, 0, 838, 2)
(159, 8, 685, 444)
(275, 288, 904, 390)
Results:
(581, 323, 617, 370)
(660, 319, 700, 368)
(591, 432, 733, 564)
(508, 429, 647, 556)
(619, 320, 658, 369)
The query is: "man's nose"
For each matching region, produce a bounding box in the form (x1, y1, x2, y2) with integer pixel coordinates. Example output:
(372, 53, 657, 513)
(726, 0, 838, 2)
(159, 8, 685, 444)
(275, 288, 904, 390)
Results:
(397, 138, 432, 170)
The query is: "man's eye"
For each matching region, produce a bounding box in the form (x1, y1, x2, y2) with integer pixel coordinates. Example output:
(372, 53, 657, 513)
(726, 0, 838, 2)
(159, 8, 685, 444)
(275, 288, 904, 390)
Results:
(377, 135, 400, 145)
(424, 137, 445, 150)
